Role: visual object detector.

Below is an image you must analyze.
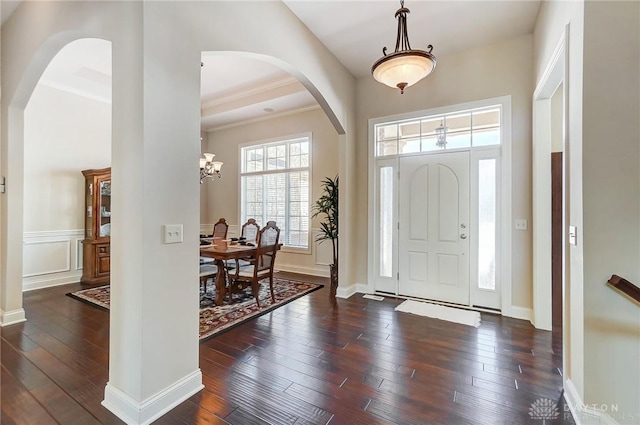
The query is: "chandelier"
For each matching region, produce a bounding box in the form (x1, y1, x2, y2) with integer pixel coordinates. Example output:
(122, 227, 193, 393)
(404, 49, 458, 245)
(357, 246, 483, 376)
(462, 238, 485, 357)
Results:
(371, 0, 436, 94)
(199, 153, 223, 183)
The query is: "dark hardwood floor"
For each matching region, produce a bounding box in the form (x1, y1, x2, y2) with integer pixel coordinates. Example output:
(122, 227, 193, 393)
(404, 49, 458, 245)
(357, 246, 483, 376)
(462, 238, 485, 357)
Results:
(1, 272, 574, 424)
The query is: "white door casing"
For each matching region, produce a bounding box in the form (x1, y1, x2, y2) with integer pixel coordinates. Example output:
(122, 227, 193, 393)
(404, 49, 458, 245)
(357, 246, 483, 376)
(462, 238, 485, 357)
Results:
(398, 152, 470, 305)
(367, 96, 512, 315)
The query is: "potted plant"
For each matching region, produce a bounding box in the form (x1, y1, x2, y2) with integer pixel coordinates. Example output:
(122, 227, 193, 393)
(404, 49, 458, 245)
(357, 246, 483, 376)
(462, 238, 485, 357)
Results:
(312, 175, 339, 295)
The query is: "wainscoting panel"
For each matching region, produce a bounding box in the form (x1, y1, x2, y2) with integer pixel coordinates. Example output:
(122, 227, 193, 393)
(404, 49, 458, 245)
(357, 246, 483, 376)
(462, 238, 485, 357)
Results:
(23, 240, 71, 277)
(23, 230, 84, 291)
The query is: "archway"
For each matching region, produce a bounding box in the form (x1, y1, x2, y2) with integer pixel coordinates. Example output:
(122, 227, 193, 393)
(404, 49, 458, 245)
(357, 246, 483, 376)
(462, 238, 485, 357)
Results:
(2, 3, 355, 424)
(21, 38, 112, 294)
(1, 24, 115, 326)
(198, 51, 342, 279)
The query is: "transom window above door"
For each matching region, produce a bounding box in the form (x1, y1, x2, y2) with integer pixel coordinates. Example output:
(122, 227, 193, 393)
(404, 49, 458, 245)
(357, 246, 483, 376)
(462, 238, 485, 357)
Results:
(374, 106, 501, 157)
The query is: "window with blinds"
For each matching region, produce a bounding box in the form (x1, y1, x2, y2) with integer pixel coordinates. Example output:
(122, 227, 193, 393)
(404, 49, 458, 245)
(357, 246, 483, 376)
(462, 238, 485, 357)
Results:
(240, 135, 311, 249)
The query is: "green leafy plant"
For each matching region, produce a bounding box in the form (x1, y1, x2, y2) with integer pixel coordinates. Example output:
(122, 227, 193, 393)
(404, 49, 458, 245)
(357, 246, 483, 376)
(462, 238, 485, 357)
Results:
(312, 175, 338, 288)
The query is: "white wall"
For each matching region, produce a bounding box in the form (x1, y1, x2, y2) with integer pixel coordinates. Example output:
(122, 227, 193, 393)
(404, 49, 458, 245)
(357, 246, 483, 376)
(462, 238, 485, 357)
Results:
(1, 1, 356, 423)
(204, 107, 339, 277)
(24, 84, 111, 231)
(22, 83, 110, 290)
(356, 34, 534, 312)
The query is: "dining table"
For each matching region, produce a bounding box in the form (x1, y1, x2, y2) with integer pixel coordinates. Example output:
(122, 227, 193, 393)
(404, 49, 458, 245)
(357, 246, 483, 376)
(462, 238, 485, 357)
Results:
(199, 238, 257, 306)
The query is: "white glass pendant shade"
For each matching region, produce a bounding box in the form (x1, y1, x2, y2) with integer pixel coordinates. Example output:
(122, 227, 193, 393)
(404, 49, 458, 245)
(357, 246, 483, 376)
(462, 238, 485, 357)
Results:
(199, 152, 223, 183)
(211, 161, 223, 172)
(371, 1, 436, 94)
(372, 51, 435, 91)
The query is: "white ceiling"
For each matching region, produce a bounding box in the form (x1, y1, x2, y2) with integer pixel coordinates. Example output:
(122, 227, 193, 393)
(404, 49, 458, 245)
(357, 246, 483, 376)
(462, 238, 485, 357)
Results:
(18, 0, 541, 131)
(284, 0, 540, 78)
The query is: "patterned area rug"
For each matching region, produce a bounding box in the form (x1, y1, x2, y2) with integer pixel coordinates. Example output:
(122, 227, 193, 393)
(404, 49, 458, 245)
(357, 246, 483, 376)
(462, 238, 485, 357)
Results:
(67, 278, 322, 341)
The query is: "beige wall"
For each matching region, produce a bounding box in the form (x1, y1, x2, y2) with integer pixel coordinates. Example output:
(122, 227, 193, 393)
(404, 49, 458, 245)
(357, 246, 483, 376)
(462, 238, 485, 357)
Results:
(200, 131, 210, 222)
(551, 83, 563, 153)
(355, 34, 534, 311)
(24, 83, 111, 231)
(535, 0, 640, 421)
(534, 0, 586, 398)
(204, 107, 339, 276)
(581, 0, 640, 419)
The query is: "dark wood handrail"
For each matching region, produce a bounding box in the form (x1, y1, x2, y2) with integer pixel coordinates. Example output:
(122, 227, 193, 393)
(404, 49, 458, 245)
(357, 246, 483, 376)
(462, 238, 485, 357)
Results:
(607, 274, 640, 304)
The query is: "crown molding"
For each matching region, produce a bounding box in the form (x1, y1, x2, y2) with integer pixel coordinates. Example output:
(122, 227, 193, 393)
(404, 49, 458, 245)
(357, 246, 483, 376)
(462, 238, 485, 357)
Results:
(37, 81, 111, 104)
(201, 75, 300, 110)
(205, 104, 320, 132)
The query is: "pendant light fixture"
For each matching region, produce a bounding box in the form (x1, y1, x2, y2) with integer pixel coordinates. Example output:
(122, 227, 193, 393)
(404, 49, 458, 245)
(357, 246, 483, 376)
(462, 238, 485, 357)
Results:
(371, 0, 436, 94)
(199, 136, 223, 184)
(435, 120, 448, 149)
(199, 153, 223, 183)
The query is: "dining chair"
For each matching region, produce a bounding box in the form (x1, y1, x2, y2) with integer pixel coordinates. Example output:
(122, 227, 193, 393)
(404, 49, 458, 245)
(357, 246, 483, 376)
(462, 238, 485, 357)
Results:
(227, 218, 261, 269)
(241, 218, 260, 242)
(230, 221, 280, 307)
(212, 217, 229, 239)
(201, 217, 227, 304)
(199, 263, 217, 301)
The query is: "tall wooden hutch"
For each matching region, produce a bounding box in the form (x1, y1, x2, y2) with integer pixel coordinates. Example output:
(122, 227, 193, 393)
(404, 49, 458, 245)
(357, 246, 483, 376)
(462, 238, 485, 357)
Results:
(81, 168, 111, 284)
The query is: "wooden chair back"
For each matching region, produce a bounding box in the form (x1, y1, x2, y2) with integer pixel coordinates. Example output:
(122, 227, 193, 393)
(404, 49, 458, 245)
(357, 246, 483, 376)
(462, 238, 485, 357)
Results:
(241, 218, 260, 243)
(212, 218, 229, 239)
(255, 221, 280, 272)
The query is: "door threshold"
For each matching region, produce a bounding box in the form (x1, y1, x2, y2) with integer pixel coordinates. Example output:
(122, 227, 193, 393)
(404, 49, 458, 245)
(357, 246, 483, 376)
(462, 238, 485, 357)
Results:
(374, 291, 502, 315)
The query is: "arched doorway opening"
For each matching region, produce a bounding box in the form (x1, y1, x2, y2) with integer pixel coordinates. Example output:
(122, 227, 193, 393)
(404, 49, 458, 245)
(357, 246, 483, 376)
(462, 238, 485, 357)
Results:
(22, 38, 112, 294)
(198, 52, 341, 279)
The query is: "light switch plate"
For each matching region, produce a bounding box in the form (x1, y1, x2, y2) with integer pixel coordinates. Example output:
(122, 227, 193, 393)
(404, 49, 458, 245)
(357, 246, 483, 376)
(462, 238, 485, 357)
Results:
(515, 219, 528, 230)
(164, 224, 183, 244)
(569, 225, 577, 245)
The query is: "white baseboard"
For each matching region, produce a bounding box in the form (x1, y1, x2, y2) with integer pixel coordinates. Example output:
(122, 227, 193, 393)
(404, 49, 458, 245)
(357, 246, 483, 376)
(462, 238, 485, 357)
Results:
(23, 274, 82, 292)
(335, 282, 368, 299)
(335, 284, 356, 298)
(1, 308, 27, 326)
(276, 263, 330, 278)
(504, 305, 533, 323)
(564, 378, 621, 425)
(564, 378, 584, 424)
(102, 370, 203, 425)
(599, 412, 622, 425)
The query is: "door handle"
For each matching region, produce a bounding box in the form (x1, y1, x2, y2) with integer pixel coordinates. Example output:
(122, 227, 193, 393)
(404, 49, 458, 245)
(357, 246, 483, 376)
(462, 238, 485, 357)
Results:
(460, 233, 467, 239)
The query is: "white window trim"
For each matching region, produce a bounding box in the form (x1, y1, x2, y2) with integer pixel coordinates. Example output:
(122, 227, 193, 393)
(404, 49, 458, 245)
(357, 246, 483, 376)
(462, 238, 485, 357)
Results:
(238, 132, 313, 254)
(367, 96, 513, 315)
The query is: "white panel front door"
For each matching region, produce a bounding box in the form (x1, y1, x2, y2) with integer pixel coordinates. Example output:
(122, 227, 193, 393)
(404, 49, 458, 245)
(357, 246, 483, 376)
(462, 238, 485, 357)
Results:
(398, 152, 470, 305)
